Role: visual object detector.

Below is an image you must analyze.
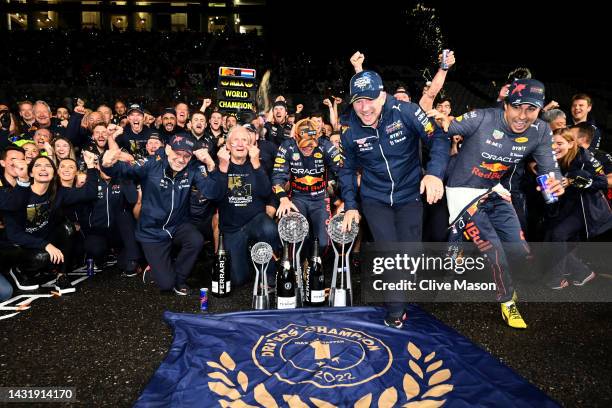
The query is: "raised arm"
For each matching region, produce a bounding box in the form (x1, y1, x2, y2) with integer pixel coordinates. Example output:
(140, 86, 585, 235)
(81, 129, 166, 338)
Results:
(350, 51, 365, 74)
(419, 50, 455, 111)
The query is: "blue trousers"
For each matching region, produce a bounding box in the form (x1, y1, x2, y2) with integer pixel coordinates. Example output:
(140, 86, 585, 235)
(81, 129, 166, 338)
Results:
(223, 213, 281, 287)
(0, 273, 12, 301)
(361, 199, 423, 317)
(140, 222, 203, 291)
(361, 199, 423, 242)
(468, 196, 529, 302)
(292, 196, 331, 255)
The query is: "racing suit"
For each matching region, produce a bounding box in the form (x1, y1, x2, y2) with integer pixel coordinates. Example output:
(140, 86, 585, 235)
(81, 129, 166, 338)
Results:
(446, 108, 562, 302)
(272, 137, 343, 253)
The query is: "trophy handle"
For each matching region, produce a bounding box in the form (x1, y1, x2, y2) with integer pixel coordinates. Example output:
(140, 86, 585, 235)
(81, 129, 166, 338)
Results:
(252, 259, 271, 310)
(344, 239, 355, 306)
(294, 240, 305, 304)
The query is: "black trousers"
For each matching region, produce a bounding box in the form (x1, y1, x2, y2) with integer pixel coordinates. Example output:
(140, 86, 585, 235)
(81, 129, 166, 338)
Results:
(84, 211, 142, 271)
(422, 197, 450, 242)
(140, 223, 204, 291)
(544, 211, 591, 283)
(17, 221, 75, 276)
(0, 241, 26, 270)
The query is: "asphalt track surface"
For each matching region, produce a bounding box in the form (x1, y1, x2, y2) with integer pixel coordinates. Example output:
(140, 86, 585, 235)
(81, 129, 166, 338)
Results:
(2, 259, 611, 407)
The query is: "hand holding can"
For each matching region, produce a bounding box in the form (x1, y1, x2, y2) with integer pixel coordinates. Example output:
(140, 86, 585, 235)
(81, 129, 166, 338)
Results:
(441, 49, 450, 70)
(536, 172, 559, 204)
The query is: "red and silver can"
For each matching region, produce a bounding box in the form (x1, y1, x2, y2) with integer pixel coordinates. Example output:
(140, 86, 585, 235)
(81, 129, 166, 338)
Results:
(200, 288, 208, 311)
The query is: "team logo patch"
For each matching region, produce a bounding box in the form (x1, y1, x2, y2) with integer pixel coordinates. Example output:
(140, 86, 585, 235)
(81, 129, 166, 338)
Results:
(354, 76, 372, 90)
(275, 157, 286, 164)
(511, 84, 527, 96)
(515, 137, 528, 143)
(424, 122, 434, 136)
(292, 153, 300, 161)
(492, 130, 504, 140)
(314, 152, 323, 159)
(385, 120, 402, 134)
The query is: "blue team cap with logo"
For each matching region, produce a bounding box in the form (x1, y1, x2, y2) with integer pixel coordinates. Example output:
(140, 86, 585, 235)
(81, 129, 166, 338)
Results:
(169, 134, 194, 154)
(506, 79, 545, 109)
(349, 71, 384, 104)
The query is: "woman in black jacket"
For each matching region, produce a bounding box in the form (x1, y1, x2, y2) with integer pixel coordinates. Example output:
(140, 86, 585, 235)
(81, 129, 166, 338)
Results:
(544, 128, 612, 289)
(4, 152, 98, 294)
(81, 165, 141, 278)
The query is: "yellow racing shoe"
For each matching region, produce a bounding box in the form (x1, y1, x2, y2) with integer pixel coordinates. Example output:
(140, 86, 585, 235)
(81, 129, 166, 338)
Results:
(501, 301, 527, 329)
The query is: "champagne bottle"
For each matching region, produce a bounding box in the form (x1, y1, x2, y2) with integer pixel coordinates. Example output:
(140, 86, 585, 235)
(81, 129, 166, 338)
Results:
(305, 238, 325, 306)
(211, 233, 231, 297)
(276, 243, 297, 309)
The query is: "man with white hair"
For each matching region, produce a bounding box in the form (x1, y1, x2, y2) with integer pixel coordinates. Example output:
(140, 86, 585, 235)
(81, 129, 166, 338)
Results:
(26, 100, 66, 140)
(214, 126, 281, 287)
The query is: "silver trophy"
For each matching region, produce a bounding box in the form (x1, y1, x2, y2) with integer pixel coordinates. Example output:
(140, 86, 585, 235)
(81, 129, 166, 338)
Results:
(277, 212, 309, 306)
(327, 213, 359, 307)
(251, 242, 273, 310)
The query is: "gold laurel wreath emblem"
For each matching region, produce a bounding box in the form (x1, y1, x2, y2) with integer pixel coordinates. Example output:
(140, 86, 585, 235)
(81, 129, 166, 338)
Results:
(207, 342, 453, 408)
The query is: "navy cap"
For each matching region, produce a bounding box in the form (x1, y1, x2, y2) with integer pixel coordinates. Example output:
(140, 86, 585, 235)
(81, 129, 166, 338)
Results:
(161, 107, 177, 117)
(394, 86, 410, 97)
(273, 100, 288, 110)
(507, 79, 545, 109)
(169, 134, 194, 154)
(349, 70, 384, 104)
(148, 132, 163, 142)
(127, 103, 144, 115)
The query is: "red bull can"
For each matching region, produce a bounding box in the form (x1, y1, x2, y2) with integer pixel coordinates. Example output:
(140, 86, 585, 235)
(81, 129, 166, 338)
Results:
(536, 173, 558, 204)
(200, 288, 208, 311)
(441, 49, 450, 70)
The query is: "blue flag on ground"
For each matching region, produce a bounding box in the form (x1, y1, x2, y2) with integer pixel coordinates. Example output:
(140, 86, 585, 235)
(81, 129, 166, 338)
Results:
(136, 306, 558, 407)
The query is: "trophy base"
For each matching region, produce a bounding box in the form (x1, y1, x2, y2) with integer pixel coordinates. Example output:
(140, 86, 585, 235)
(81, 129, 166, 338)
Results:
(329, 288, 351, 307)
(252, 295, 269, 310)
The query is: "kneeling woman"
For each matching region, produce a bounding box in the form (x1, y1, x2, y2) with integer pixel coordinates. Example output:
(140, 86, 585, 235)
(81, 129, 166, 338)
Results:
(544, 128, 612, 288)
(3, 153, 98, 294)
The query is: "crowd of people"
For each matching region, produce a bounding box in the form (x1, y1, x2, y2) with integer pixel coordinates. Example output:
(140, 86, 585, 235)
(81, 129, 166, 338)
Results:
(1, 48, 611, 330)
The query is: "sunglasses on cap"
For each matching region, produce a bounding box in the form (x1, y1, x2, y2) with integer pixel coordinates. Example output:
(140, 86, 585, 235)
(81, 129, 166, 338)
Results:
(299, 129, 317, 137)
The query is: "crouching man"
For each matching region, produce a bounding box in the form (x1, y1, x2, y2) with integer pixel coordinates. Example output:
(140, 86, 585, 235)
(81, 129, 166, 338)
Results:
(102, 134, 226, 295)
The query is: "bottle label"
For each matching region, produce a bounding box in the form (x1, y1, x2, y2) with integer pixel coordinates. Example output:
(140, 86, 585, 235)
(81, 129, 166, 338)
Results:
(277, 296, 297, 309)
(310, 290, 325, 303)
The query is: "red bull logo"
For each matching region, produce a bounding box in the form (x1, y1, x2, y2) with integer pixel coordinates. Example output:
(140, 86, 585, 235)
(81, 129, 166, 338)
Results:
(463, 222, 493, 252)
(479, 162, 509, 172)
(472, 166, 503, 180)
(294, 175, 325, 186)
